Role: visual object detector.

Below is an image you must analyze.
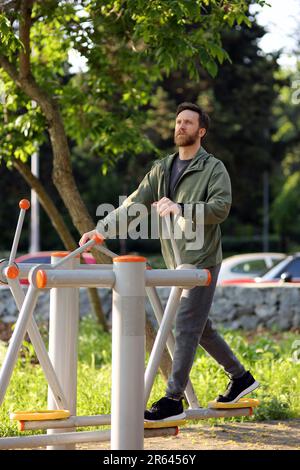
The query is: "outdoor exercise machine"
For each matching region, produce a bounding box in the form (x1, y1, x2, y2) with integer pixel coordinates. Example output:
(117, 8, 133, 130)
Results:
(0, 200, 259, 450)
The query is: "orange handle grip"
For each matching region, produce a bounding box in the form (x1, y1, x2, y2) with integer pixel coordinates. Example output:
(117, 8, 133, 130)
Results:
(205, 269, 212, 286)
(36, 270, 47, 288)
(6, 265, 19, 279)
(92, 233, 104, 245)
(19, 199, 30, 210)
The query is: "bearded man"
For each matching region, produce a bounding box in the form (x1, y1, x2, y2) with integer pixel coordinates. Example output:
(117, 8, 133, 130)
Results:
(80, 102, 259, 421)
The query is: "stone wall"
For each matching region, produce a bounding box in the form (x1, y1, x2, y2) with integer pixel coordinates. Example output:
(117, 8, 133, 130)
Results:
(1, 284, 300, 332)
(213, 284, 300, 331)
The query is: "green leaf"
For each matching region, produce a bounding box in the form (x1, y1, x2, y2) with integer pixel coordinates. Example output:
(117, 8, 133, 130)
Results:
(206, 59, 218, 78)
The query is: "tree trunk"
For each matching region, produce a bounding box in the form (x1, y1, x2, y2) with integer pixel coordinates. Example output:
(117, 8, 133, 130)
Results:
(13, 159, 76, 249)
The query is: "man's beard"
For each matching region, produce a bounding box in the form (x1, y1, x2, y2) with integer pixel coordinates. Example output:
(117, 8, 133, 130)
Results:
(174, 130, 199, 147)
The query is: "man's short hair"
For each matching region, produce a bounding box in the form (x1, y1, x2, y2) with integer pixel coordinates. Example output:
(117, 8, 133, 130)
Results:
(176, 102, 210, 138)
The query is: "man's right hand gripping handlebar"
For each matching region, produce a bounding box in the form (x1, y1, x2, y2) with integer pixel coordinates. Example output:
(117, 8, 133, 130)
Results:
(79, 229, 105, 250)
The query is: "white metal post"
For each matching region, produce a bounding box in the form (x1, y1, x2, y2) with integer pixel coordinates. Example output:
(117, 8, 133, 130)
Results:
(0, 426, 179, 449)
(145, 285, 199, 408)
(144, 264, 205, 405)
(111, 256, 146, 450)
(144, 285, 182, 405)
(0, 285, 39, 406)
(7, 278, 68, 409)
(47, 252, 79, 450)
(8, 200, 30, 265)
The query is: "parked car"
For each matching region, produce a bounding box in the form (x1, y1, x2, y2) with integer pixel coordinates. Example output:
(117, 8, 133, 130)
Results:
(221, 253, 300, 285)
(217, 252, 286, 285)
(14, 251, 96, 285)
(15, 251, 96, 265)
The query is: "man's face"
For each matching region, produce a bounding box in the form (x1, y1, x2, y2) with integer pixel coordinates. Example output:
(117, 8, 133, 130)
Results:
(174, 109, 202, 147)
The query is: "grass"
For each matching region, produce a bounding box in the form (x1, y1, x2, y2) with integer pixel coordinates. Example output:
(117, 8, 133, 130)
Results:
(0, 316, 299, 437)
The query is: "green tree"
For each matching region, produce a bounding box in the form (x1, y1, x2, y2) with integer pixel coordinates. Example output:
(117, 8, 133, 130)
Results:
(272, 172, 300, 249)
(207, 21, 280, 240)
(271, 65, 300, 250)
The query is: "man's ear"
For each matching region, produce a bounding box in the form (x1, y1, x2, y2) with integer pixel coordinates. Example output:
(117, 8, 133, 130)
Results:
(199, 128, 206, 138)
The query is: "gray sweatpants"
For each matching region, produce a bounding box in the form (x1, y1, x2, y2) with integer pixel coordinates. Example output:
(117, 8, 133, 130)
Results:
(166, 263, 246, 400)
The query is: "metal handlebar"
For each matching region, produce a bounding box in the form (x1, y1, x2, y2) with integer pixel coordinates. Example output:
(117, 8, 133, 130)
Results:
(8, 199, 30, 265)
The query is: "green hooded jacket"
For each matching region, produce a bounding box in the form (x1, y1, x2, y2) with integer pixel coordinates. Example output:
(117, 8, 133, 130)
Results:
(97, 146, 231, 269)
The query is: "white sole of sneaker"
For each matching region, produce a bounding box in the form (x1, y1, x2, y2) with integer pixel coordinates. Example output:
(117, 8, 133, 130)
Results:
(144, 412, 186, 422)
(222, 380, 260, 404)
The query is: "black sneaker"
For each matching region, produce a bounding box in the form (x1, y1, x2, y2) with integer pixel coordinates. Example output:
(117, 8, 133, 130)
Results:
(216, 371, 259, 404)
(144, 396, 186, 422)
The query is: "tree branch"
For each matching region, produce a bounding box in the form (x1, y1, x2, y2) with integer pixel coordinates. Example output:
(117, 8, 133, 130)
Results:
(0, 53, 19, 81)
(0, 0, 21, 12)
(19, 0, 34, 79)
(12, 157, 76, 249)
(0, 51, 62, 125)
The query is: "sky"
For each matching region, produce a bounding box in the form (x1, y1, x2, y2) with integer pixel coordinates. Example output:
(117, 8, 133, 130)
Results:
(253, 0, 300, 68)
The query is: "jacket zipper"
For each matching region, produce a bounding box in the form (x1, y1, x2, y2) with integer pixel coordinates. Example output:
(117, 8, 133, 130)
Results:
(163, 152, 208, 197)
(162, 162, 205, 268)
(164, 166, 203, 199)
(173, 167, 201, 197)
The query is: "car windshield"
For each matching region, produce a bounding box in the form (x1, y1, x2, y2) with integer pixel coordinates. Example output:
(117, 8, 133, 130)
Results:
(19, 257, 51, 263)
(231, 259, 268, 275)
(228, 256, 285, 277)
(256, 257, 286, 278)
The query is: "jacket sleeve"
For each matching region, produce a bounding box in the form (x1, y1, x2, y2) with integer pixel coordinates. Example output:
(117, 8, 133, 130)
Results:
(201, 161, 232, 224)
(96, 162, 159, 238)
(176, 161, 231, 231)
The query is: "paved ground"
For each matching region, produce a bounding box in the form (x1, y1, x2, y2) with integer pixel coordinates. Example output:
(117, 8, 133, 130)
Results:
(77, 419, 300, 450)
